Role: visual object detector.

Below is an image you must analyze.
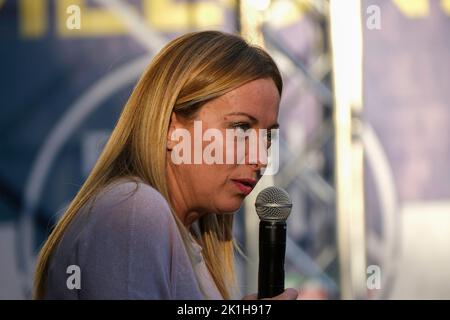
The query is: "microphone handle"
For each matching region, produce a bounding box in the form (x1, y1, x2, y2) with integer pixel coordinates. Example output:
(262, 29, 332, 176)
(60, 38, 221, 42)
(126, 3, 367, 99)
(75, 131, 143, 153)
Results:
(257, 220, 287, 299)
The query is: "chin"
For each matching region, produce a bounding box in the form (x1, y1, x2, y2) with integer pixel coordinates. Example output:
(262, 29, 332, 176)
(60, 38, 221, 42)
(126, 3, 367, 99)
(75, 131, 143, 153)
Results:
(217, 196, 245, 214)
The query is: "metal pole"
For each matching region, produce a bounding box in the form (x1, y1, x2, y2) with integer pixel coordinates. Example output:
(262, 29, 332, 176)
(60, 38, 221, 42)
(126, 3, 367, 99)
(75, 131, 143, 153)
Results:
(329, 0, 367, 299)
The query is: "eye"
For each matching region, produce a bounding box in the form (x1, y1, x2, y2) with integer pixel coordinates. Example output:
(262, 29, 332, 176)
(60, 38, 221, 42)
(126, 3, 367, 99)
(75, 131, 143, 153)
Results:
(231, 122, 251, 131)
(266, 128, 278, 149)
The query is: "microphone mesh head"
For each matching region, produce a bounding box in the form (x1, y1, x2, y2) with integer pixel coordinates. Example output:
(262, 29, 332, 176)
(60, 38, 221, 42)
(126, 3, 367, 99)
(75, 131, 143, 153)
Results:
(255, 186, 292, 221)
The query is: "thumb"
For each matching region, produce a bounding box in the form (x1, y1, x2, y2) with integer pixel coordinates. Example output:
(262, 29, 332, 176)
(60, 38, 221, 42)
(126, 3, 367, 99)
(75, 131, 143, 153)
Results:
(242, 293, 258, 300)
(268, 288, 299, 300)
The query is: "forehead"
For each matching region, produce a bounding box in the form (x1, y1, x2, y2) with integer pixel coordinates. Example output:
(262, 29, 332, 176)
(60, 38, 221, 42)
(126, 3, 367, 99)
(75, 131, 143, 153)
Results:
(203, 78, 280, 122)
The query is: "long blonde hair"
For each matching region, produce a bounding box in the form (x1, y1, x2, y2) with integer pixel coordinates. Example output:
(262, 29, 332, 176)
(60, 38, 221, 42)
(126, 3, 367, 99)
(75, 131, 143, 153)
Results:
(34, 30, 283, 300)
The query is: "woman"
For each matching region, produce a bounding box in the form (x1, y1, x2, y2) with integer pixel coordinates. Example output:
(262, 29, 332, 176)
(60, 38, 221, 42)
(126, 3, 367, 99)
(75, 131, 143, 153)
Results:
(34, 31, 298, 300)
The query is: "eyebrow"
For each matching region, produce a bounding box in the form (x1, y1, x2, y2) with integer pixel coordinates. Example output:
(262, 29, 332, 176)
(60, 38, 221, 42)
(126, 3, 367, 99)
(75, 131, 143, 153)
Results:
(225, 112, 280, 129)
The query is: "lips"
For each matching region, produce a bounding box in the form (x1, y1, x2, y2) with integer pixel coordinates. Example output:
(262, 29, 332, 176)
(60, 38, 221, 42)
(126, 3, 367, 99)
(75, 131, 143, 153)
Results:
(231, 178, 257, 195)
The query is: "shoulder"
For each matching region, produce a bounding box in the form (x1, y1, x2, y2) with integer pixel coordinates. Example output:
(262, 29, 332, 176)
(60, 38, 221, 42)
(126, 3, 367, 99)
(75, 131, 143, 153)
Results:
(95, 177, 171, 214)
(77, 177, 181, 255)
(72, 177, 185, 298)
(47, 176, 199, 299)
(87, 177, 174, 232)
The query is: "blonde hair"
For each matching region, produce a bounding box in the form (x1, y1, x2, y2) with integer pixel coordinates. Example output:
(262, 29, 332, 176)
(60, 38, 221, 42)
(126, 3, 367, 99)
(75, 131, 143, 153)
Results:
(34, 30, 282, 300)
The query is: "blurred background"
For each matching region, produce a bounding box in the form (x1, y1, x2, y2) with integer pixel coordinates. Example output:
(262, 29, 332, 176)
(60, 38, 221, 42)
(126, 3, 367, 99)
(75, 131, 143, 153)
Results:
(1, 0, 450, 299)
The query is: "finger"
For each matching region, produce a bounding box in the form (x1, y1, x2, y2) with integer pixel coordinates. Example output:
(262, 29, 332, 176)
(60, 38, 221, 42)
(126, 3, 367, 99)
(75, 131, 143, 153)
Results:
(242, 293, 258, 300)
(269, 288, 299, 300)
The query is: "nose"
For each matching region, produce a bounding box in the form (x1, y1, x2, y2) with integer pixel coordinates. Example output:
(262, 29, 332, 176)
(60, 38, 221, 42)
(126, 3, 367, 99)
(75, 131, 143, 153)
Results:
(247, 134, 269, 170)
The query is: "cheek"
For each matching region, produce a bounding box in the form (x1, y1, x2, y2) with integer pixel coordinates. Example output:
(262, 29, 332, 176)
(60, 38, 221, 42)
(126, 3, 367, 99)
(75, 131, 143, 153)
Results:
(186, 164, 244, 212)
(214, 185, 246, 212)
(187, 164, 237, 194)
(189, 163, 232, 188)
(204, 165, 244, 205)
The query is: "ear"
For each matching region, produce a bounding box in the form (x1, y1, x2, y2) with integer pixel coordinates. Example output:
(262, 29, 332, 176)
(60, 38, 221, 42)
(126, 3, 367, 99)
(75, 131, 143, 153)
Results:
(167, 112, 181, 151)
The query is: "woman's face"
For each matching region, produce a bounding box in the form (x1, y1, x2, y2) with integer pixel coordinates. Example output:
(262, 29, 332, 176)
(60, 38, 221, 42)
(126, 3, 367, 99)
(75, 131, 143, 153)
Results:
(166, 78, 280, 219)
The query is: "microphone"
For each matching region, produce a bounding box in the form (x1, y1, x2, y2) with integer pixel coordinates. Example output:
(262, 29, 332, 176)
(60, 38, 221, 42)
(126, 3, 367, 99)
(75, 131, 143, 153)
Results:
(255, 186, 292, 299)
